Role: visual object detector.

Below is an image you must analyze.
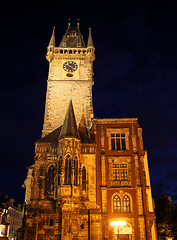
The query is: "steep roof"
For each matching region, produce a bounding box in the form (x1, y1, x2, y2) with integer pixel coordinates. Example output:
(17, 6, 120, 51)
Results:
(37, 127, 94, 144)
(58, 100, 80, 140)
(37, 100, 94, 144)
(59, 24, 86, 48)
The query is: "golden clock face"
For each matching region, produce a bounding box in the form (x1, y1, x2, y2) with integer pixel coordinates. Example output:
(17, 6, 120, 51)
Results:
(63, 61, 78, 72)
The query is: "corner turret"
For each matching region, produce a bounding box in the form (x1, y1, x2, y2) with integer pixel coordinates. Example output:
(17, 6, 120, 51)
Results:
(87, 27, 94, 48)
(46, 27, 55, 62)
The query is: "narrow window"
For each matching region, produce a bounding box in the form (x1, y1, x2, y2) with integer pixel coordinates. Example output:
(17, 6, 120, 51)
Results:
(113, 164, 120, 181)
(74, 158, 78, 186)
(123, 195, 130, 212)
(113, 195, 121, 213)
(49, 219, 53, 226)
(47, 165, 55, 195)
(64, 155, 72, 185)
(82, 166, 86, 191)
(58, 156, 62, 185)
(120, 164, 128, 181)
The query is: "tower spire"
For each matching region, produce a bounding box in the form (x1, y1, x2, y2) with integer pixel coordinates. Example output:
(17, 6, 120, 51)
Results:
(87, 27, 94, 48)
(59, 100, 80, 140)
(48, 26, 55, 47)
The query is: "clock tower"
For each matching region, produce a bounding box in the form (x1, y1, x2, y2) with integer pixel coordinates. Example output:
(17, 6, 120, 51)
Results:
(42, 23, 95, 137)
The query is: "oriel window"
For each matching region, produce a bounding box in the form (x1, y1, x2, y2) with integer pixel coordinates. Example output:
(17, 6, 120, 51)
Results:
(111, 133, 126, 150)
(64, 155, 72, 185)
(113, 195, 121, 213)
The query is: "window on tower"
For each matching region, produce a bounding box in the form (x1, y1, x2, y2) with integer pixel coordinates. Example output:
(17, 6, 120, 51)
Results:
(47, 165, 55, 196)
(68, 31, 78, 37)
(74, 157, 78, 186)
(64, 155, 72, 185)
(82, 166, 86, 191)
(111, 133, 126, 150)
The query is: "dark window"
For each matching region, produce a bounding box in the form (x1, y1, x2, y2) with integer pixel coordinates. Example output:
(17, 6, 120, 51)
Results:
(47, 165, 55, 195)
(82, 166, 86, 191)
(49, 219, 53, 226)
(123, 195, 130, 212)
(58, 156, 62, 185)
(113, 195, 121, 213)
(64, 155, 72, 185)
(110, 133, 126, 151)
(74, 158, 78, 186)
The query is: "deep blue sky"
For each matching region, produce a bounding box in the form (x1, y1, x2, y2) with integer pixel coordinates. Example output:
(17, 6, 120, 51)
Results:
(1, 1, 177, 203)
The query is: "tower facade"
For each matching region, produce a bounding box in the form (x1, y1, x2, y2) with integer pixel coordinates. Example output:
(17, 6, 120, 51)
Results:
(23, 23, 157, 240)
(42, 23, 95, 137)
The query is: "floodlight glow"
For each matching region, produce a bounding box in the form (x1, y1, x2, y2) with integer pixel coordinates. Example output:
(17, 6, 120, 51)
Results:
(110, 220, 126, 227)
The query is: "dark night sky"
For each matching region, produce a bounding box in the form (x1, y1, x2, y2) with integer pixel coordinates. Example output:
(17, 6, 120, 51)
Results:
(1, 0, 177, 203)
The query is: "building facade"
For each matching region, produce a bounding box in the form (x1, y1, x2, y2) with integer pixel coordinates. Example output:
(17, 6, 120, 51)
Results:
(23, 23, 157, 240)
(0, 194, 23, 240)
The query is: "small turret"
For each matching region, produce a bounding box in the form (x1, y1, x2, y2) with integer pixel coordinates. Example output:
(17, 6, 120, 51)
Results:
(46, 27, 55, 62)
(47, 27, 55, 52)
(87, 27, 94, 48)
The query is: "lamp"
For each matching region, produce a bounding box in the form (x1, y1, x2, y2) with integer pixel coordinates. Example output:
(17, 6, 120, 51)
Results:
(110, 221, 126, 240)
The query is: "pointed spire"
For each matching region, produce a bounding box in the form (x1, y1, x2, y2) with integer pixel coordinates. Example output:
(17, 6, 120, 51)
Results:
(59, 21, 85, 48)
(87, 27, 94, 48)
(79, 107, 88, 135)
(48, 27, 55, 47)
(59, 100, 80, 140)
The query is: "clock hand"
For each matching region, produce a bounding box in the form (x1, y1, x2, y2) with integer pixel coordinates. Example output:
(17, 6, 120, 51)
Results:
(68, 64, 76, 70)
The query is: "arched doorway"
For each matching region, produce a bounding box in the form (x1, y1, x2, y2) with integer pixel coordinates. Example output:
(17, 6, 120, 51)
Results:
(110, 222, 132, 240)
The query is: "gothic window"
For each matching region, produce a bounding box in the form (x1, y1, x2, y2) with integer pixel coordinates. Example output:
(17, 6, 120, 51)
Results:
(111, 134, 126, 150)
(47, 165, 55, 195)
(74, 157, 78, 186)
(112, 163, 128, 181)
(123, 195, 130, 212)
(113, 195, 121, 213)
(58, 156, 62, 185)
(82, 166, 86, 191)
(64, 155, 72, 185)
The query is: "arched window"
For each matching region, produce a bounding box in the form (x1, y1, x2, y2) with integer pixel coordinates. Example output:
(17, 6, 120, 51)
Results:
(58, 156, 62, 185)
(82, 166, 86, 191)
(74, 157, 78, 186)
(123, 195, 130, 212)
(113, 195, 121, 213)
(64, 155, 72, 185)
(47, 165, 55, 195)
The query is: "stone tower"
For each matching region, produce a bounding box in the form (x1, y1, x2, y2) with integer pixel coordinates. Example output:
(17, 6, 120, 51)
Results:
(23, 23, 158, 240)
(42, 23, 95, 137)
